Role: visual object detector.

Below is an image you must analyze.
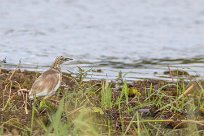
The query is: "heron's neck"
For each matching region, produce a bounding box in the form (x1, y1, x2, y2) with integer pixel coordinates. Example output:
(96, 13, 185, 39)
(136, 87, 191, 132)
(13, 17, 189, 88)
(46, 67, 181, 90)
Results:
(51, 62, 61, 70)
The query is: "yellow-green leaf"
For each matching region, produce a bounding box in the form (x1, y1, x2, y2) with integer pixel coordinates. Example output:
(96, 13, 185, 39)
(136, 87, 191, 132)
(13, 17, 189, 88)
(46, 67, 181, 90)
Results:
(200, 107, 204, 113)
(128, 87, 141, 96)
(92, 107, 104, 115)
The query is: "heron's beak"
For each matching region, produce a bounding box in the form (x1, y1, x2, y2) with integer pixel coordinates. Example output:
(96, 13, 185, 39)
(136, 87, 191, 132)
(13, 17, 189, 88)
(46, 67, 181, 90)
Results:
(64, 57, 73, 61)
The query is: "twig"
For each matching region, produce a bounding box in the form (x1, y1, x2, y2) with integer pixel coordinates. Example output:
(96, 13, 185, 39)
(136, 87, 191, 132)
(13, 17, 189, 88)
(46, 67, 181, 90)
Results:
(17, 88, 29, 114)
(155, 84, 195, 114)
(126, 119, 204, 126)
(177, 84, 195, 100)
(67, 106, 85, 116)
(25, 93, 28, 114)
(125, 113, 136, 135)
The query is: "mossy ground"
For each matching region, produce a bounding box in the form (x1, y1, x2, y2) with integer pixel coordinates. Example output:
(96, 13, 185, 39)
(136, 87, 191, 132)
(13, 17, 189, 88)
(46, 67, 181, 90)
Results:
(0, 68, 204, 135)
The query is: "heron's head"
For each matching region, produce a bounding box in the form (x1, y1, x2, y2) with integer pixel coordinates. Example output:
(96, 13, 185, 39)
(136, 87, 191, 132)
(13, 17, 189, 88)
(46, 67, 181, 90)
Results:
(52, 56, 72, 69)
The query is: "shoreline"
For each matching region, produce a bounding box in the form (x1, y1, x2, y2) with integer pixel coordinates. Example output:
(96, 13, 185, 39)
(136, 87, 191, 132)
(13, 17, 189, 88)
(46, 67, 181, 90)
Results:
(0, 68, 204, 135)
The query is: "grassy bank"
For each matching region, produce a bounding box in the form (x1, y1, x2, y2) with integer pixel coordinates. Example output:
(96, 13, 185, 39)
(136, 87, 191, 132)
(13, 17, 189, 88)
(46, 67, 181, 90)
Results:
(0, 68, 204, 135)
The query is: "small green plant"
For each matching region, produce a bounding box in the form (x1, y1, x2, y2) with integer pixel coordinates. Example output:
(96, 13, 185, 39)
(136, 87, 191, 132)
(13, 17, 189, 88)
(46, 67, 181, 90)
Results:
(72, 108, 99, 135)
(101, 80, 112, 109)
(46, 98, 70, 136)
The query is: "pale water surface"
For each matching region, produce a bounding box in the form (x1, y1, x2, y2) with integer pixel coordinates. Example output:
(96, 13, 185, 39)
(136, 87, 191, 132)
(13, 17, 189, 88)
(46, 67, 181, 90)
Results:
(0, 0, 204, 80)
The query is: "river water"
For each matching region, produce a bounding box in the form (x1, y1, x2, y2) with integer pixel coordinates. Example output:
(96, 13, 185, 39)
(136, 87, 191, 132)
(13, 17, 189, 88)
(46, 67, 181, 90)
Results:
(0, 0, 204, 80)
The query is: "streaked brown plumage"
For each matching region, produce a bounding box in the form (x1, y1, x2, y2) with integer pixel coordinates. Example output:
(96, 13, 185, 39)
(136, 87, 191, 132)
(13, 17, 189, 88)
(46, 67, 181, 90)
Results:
(29, 56, 72, 99)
